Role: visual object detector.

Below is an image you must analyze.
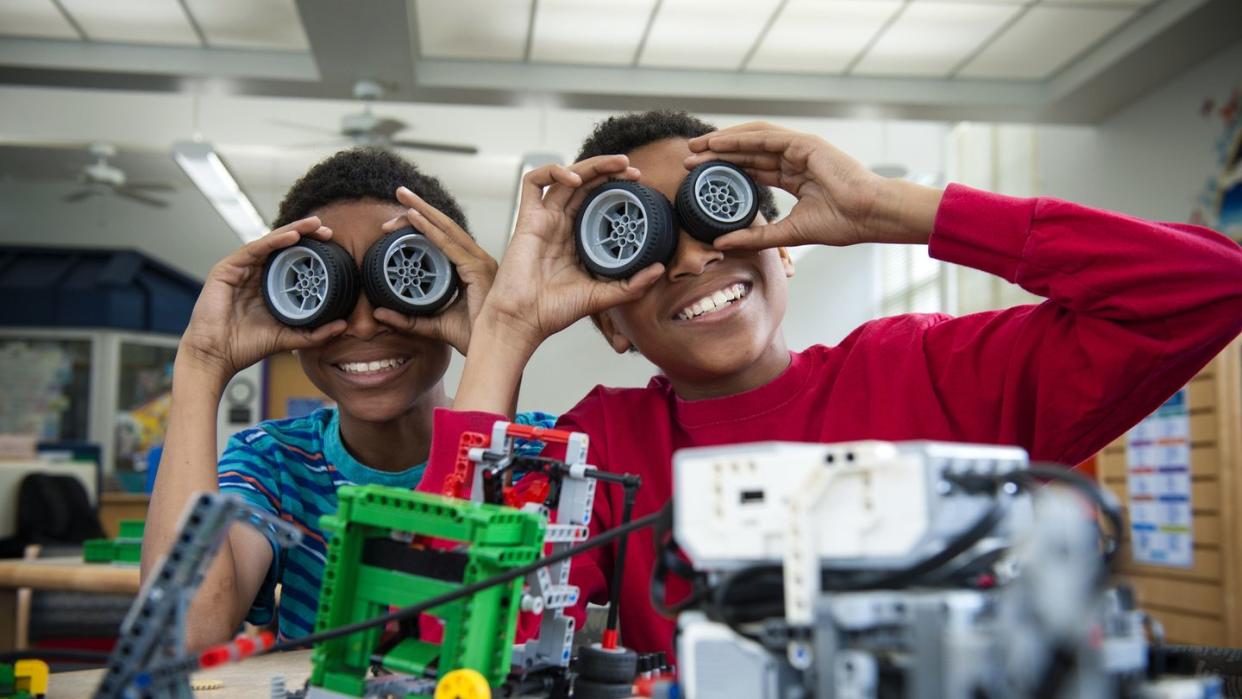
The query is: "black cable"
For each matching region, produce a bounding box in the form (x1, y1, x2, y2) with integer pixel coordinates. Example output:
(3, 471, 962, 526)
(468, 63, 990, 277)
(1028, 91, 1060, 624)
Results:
(0, 648, 112, 663)
(604, 481, 639, 637)
(264, 508, 665, 654)
(1007, 465, 1125, 567)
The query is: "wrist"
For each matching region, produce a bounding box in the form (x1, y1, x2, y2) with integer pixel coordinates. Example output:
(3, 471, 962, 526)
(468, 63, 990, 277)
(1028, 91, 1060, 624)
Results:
(863, 178, 943, 245)
(475, 304, 544, 356)
(173, 345, 233, 397)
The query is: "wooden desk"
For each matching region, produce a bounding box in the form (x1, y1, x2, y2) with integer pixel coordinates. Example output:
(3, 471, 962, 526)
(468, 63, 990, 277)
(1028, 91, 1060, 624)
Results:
(0, 557, 140, 651)
(49, 649, 315, 698)
(99, 492, 150, 539)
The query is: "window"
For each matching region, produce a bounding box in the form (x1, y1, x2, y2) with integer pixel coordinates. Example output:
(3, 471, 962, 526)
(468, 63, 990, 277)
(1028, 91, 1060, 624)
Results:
(880, 245, 952, 316)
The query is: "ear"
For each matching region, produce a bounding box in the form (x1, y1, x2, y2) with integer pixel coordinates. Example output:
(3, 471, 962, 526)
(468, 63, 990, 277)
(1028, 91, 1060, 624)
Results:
(777, 247, 795, 278)
(592, 310, 635, 355)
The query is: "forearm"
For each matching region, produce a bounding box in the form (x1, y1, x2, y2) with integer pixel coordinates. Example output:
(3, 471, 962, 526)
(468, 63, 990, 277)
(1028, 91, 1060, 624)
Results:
(863, 178, 943, 246)
(454, 314, 540, 415)
(142, 354, 245, 647)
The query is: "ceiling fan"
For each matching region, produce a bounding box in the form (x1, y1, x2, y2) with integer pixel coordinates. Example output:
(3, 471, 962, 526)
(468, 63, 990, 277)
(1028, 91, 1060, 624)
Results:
(64, 143, 174, 208)
(275, 80, 478, 155)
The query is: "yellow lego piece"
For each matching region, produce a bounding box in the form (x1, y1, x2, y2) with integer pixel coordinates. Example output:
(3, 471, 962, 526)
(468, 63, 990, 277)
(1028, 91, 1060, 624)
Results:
(15, 659, 49, 696)
(435, 668, 491, 699)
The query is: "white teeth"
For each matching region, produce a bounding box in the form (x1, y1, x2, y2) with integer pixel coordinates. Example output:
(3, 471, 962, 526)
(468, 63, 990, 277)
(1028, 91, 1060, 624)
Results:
(337, 357, 406, 374)
(677, 283, 750, 321)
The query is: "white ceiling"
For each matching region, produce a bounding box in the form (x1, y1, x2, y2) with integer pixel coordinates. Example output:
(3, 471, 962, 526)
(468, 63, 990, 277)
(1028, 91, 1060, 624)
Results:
(0, 0, 310, 51)
(416, 0, 1154, 81)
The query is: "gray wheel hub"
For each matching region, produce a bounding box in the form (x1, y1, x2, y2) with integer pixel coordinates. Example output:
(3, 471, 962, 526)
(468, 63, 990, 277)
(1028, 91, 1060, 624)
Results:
(694, 165, 753, 224)
(580, 189, 647, 269)
(266, 246, 328, 320)
(384, 232, 452, 305)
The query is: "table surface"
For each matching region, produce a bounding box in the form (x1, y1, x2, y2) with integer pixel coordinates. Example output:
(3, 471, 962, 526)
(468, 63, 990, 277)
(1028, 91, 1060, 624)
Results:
(0, 555, 141, 594)
(49, 649, 316, 698)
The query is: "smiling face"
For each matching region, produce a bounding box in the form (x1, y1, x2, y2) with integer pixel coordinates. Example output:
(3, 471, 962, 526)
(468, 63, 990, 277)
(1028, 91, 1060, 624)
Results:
(596, 138, 795, 394)
(295, 199, 451, 422)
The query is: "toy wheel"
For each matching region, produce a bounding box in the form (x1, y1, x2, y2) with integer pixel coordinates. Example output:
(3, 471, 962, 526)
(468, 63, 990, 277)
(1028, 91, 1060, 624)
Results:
(363, 226, 460, 315)
(262, 239, 359, 327)
(576, 643, 638, 684)
(676, 160, 759, 242)
(573, 677, 633, 699)
(435, 668, 492, 699)
(575, 181, 677, 279)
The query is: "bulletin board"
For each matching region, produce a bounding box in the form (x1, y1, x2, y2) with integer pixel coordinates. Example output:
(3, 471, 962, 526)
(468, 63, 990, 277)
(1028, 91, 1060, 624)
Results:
(1096, 338, 1242, 646)
(264, 351, 333, 420)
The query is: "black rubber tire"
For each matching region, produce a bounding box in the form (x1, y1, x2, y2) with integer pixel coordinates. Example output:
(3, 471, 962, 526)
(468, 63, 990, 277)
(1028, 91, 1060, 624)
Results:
(573, 678, 634, 699)
(576, 644, 638, 684)
(676, 160, 759, 243)
(574, 181, 677, 279)
(262, 238, 359, 328)
(362, 226, 460, 316)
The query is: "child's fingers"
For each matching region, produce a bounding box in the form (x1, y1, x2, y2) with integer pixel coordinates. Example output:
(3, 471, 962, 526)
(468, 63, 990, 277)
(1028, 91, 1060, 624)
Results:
(713, 220, 799, 251)
(373, 307, 444, 341)
(283, 319, 347, 350)
(520, 164, 580, 212)
(544, 155, 634, 212)
(694, 131, 797, 157)
(396, 186, 465, 239)
(584, 263, 664, 314)
(233, 217, 326, 267)
(684, 150, 782, 172)
(686, 121, 780, 152)
(563, 167, 641, 221)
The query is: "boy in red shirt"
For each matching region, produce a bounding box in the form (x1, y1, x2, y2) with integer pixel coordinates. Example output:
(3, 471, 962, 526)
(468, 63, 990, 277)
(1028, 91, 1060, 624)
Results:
(416, 112, 1242, 657)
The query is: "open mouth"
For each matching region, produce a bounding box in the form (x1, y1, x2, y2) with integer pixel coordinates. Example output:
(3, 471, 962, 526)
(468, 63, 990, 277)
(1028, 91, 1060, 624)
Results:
(332, 356, 409, 376)
(674, 282, 751, 321)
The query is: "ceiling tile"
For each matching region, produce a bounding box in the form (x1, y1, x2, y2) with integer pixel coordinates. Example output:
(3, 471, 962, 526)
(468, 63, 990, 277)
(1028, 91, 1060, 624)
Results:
(958, 5, 1134, 80)
(416, 0, 532, 61)
(638, 0, 783, 71)
(184, 0, 309, 51)
(852, 2, 1021, 78)
(1041, 0, 1150, 6)
(59, 0, 201, 46)
(530, 0, 656, 66)
(0, 0, 78, 40)
(747, 0, 902, 74)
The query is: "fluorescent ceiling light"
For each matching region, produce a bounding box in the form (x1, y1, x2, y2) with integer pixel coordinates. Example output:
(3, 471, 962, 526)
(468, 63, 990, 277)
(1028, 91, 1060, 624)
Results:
(852, 2, 1020, 78)
(639, 0, 782, 70)
(747, 1, 902, 75)
(531, 0, 657, 66)
(172, 141, 268, 243)
(417, 0, 531, 61)
(60, 0, 201, 46)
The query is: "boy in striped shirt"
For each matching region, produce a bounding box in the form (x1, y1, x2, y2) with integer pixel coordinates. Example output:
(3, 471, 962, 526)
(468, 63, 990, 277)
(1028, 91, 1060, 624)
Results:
(143, 149, 553, 648)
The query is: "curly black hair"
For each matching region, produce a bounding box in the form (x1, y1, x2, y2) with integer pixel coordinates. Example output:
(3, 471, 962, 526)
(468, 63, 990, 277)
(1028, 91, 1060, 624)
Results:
(273, 148, 468, 231)
(577, 110, 779, 222)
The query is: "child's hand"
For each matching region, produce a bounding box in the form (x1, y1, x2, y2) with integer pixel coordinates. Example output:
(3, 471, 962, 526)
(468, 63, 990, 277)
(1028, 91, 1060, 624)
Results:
(480, 155, 665, 351)
(180, 218, 347, 385)
(685, 122, 934, 249)
(373, 186, 498, 355)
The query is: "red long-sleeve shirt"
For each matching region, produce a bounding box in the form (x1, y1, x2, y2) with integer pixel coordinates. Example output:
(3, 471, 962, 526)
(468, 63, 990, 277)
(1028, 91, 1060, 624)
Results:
(419, 184, 1242, 658)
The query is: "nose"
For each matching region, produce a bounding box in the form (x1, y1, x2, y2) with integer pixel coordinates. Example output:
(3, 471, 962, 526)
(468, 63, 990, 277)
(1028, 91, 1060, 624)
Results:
(666, 230, 724, 282)
(343, 289, 384, 340)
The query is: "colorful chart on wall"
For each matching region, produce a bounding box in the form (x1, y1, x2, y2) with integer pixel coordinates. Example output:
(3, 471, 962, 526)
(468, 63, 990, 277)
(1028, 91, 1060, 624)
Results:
(1125, 388, 1193, 568)
(1192, 85, 1242, 239)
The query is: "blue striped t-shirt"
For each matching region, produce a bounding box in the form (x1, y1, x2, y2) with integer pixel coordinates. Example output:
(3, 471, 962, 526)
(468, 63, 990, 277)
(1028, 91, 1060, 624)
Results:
(217, 407, 555, 641)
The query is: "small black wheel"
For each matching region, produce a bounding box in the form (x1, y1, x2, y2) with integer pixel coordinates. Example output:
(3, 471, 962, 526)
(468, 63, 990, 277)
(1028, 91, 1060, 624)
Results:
(262, 239, 360, 327)
(362, 226, 460, 316)
(675, 160, 759, 243)
(572, 678, 633, 699)
(574, 181, 677, 279)
(576, 643, 638, 684)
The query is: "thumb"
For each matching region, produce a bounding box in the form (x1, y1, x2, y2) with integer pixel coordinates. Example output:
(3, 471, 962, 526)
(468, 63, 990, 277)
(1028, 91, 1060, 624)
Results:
(584, 263, 664, 314)
(373, 307, 446, 342)
(713, 218, 801, 251)
(284, 320, 347, 350)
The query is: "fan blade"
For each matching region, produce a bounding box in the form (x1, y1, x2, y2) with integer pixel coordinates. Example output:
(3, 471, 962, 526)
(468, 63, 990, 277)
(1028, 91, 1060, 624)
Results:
(371, 117, 408, 139)
(124, 181, 177, 192)
(116, 187, 169, 208)
(64, 189, 98, 203)
(270, 118, 340, 136)
(390, 139, 478, 155)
